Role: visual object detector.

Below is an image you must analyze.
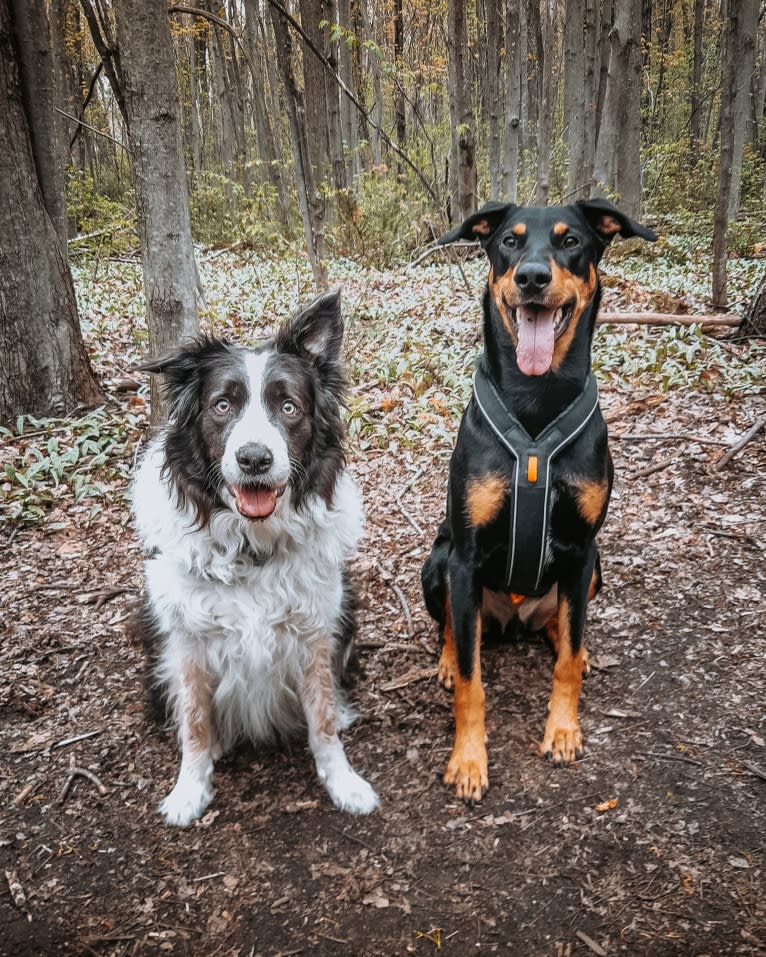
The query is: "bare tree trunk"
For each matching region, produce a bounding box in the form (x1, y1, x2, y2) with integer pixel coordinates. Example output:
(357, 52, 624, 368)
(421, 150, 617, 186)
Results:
(358, 0, 382, 166)
(11, 0, 68, 248)
(323, 0, 347, 193)
(0, 0, 103, 422)
(592, 0, 642, 216)
(537, 0, 559, 205)
(713, 0, 742, 306)
(727, 0, 759, 220)
(393, 0, 406, 160)
(526, 0, 543, 155)
(338, 0, 360, 180)
(595, 0, 612, 143)
(270, 2, 328, 288)
(189, 28, 204, 174)
(688, 0, 704, 162)
(447, 0, 477, 220)
(482, 0, 502, 199)
(564, 0, 584, 194)
(114, 0, 198, 423)
(243, 0, 290, 223)
(501, 0, 523, 201)
(299, 0, 331, 182)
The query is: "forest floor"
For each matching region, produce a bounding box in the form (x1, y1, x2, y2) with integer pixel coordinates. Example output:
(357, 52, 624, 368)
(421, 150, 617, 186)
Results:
(2, 237, 766, 957)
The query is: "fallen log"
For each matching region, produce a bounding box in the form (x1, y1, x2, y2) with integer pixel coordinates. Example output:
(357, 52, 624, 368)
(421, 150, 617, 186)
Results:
(597, 311, 740, 329)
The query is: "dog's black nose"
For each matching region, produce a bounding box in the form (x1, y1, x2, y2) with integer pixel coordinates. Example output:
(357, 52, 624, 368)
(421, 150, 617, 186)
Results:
(236, 443, 273, 475)
(514, 262, 552, 294)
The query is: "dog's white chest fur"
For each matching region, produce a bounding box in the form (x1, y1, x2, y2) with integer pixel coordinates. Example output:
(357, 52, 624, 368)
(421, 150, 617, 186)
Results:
(133, 438, 363, 747)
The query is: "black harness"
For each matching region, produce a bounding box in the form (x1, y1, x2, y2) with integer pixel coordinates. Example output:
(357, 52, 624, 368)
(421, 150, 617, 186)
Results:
(472, 360, 600, 596)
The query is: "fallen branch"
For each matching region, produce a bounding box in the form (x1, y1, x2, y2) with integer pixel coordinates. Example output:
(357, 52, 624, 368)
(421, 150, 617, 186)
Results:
(575, 930, 608, 957)
(372, 561, 414, 637)
(597, 311, 740, 329)
(713, 417, 766, 470)
(741, 760, 766, 783)
(57, 756, 108, 805)
(638, 750, 704, 767)
(627, 453, 680, 480)
(380, 666, 434, 692)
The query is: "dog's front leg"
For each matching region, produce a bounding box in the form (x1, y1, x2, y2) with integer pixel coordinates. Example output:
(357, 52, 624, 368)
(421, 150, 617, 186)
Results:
(540, 544, 596, 766)
(300, 636, 379, 815)
(160, 660, 217, 826)
(444, 554, 488, 803)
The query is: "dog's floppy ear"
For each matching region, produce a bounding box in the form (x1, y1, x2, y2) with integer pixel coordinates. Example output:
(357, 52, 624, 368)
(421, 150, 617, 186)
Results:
(576, 197, 657, 245)
(136, 336, 233, 420)
(438, 202, 516, 246)
(279, 288, 344, 363)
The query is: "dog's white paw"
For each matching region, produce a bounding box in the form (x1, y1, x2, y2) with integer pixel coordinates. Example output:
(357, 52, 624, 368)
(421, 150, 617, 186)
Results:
(159, 779, 213, 827)
(324, 769, 379, 815)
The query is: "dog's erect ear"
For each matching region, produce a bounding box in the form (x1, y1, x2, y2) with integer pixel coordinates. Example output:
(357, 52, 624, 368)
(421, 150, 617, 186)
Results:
(576, 197, 657, 245)
(280, 288, 344, 363)
(437, 202, 516, 246)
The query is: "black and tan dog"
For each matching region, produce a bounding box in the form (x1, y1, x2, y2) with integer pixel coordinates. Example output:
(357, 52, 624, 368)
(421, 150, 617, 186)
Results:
(422, 198, 656, 803)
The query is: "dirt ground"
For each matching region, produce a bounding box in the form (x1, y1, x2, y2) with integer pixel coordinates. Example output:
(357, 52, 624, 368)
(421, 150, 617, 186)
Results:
(2, 325, 766, 956)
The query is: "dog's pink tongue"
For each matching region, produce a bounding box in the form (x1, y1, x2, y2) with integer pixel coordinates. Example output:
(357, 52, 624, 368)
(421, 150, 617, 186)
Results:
(233, 485, 277, 519)
(516, 306, 556, 376)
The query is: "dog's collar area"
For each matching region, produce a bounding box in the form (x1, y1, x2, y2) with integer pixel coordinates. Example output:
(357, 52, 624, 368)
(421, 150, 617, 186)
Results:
(472, 361, 600, 595)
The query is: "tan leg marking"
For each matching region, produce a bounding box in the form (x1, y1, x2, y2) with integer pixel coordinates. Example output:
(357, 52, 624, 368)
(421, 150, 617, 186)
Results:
(181, 662, 214, 756)
(575, 477, 609, 526)
(465, 474, 507, 527)
(444, 613, 488, 802)
(437, 596, 457, 690)
(540, 597, 585, 765)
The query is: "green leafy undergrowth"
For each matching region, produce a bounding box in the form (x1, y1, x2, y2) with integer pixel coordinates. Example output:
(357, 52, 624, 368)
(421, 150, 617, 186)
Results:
(0, 408, 141, 527)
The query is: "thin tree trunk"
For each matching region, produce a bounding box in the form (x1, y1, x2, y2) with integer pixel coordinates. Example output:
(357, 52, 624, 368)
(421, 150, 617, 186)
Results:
(595, 0, 612, 144)
(592, 0, 642, 216)
(484, 0, 502, 199)
(114, 0, 198, 423)
(338, 0, 360, 181)
(0, 0, 103, 422)
(501, 0, 523, 201)
(537, 0, 559, 205)
(526, 0, 543, 155)
(393, 0, 406, 160)
(713, 0, 741, 306)
(299, 0, 331, 182)
(270, 2, 328, 288)
(447, 0, 477, 220)
(689, 0, 704, 161)
(727, 0, 759, 220)
(358, 0, 382, 166)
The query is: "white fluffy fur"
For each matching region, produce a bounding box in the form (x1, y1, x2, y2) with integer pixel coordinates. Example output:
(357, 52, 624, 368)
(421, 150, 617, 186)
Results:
(132, 435, 379, 825)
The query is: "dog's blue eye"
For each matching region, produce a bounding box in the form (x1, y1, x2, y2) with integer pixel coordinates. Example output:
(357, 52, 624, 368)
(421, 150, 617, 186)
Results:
(563, 235, 579, 248)
(214, 398, 230, 414)
(282, 400, 297, 416)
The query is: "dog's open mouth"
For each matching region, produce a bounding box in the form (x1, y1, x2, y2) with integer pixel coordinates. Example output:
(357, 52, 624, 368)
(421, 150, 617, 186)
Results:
(228, 483, 287, 520)
(509, 301, 574, 376)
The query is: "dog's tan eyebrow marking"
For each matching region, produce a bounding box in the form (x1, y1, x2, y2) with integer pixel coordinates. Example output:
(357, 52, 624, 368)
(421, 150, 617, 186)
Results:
(552, 222, 569, 237)
(511, 223, 527, 237)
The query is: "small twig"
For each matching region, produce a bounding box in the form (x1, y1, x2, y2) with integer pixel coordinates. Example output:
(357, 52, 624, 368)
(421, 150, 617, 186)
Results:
(54, 107, 127, 150)
(373, 561, 414, 638)
(575, 930, 607, 956)
(627, 453, 680, 480)
(713, 417, 766, 470)
(58, 756, 108, 804)
(13, 779, 38, 806)
(407, 240, 480, 269)
(325, 824, 380, 854)
(380, 666, 434, 692)
(703, 526, 761, 549)
(741, 760, 766, 783)
(5, 870, 30, 920)
(52, 729, 102, 750)
(191, 871, 227, 883)
(610, 432, 726, 447)
(638, 750, 704, 767)
(395, 499, 424, 537)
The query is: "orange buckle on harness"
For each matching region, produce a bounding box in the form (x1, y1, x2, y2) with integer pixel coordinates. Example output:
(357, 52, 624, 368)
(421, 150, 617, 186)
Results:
(527, 455, 538, 483)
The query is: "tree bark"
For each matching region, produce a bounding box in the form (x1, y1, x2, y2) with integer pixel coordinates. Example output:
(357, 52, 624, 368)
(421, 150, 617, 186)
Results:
(447, 0, 477, 221)
(114, 0, 199, 422)
(688, 0, 704, 159)
(393, 0, 406, 159)
(482, 0, 503, 199)
(501, 0, 523, 201)
(11, 0, 68, 248)
(270, 1, 328, 288)
(299, 0, 331, 182)
(727, 0, 759, 220)
(713, 0, 740, 307)
(0, 0, 103, 423)
(592, 0, 642, 216)
(537, 0, 560, 205)
(338, 0, 360, 180)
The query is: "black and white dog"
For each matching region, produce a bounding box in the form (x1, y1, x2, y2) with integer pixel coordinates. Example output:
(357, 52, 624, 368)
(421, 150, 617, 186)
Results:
(131, 290, 379, 825)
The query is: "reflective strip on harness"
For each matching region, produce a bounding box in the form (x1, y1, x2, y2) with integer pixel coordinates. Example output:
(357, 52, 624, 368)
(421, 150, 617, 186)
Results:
(472, 362, 600, 595)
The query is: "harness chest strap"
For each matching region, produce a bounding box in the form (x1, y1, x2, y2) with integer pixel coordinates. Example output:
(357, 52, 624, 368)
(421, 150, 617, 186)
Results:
(472, 361, 600, 595)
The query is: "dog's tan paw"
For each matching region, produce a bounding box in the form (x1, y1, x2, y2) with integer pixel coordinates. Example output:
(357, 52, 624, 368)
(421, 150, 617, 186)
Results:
(540, 720, 583, 768)
(444, 745, 488, 804)
(437, 646, 456, 690)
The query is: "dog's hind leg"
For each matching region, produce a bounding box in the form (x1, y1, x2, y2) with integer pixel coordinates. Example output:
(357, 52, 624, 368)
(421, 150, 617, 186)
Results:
(301, 635, 379, 815)
(159, 660, 216, 826)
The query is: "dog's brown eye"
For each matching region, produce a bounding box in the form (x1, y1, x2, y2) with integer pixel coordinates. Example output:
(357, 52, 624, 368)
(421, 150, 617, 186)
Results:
(214, 398, 230, 414)
(563, 235, 579, 248)
(502, 235, 518, 249)
(282, 400, 298, 416)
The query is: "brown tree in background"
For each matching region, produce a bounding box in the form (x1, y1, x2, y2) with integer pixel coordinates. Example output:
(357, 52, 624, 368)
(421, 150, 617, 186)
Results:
(113, 0, 199, 422)
(446, 0, 477, 220)
(0, 0, 103, 423)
